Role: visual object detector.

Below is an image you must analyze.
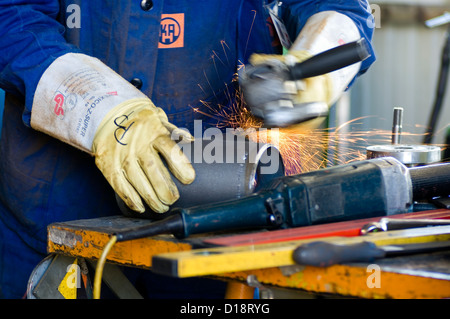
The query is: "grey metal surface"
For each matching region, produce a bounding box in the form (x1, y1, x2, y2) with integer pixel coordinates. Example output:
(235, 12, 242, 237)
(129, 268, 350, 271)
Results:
(28, 254, 74, 299)
(366, 144, 442, 165)
(371, 157, 413, 215)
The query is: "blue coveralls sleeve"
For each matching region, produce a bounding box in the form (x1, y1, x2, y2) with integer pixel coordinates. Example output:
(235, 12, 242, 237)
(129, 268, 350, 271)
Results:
(281, 0, 376, 75)
(0, 1, 80, 126)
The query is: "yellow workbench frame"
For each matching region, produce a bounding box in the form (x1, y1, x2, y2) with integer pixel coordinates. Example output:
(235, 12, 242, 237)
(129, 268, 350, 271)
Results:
(44, 215, 450, 299)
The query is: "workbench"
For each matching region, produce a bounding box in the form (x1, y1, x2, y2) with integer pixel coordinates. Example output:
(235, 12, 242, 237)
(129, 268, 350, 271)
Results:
(31, 209, 450, 299)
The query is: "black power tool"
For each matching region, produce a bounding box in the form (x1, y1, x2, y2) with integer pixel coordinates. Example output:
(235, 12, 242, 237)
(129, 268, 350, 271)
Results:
(113, 157, 450, 242)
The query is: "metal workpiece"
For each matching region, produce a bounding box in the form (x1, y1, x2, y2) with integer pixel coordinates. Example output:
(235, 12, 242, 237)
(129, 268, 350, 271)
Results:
(367, 107, 442, 166)
(366, 144, 442, 166)
(360, 218, 450, 235)
(117, 136, 285, 218)
(391, 107, 403, 145)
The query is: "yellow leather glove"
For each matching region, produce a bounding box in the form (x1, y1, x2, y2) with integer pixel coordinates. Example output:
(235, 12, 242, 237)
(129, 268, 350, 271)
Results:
(92, 98, 195, 213)
(249, 51, 334, 130)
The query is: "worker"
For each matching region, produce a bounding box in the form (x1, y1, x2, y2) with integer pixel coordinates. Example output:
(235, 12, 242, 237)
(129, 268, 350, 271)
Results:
(0, 1, 375, 299)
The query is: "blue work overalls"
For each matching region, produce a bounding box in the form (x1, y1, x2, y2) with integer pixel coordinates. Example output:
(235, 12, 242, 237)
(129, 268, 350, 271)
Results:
(0, 0, 374, 298)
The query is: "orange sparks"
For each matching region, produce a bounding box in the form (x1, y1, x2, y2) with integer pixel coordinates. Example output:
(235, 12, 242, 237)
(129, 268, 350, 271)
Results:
(192, 41, 445, 175)
(193, 87, 437, 176)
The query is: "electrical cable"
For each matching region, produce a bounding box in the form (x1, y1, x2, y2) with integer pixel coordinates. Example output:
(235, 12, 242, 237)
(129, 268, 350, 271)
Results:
(423, 24, 450, 144)
(93, 235, 117, 299)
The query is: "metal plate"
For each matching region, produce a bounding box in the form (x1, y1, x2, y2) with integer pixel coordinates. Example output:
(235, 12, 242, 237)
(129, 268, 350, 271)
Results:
(366, 144, 441, 165)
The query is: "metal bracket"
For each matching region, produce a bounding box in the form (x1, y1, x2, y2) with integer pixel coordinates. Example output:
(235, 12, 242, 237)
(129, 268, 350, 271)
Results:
(27, 254, 143, 299)
(246, 275, 274, 299)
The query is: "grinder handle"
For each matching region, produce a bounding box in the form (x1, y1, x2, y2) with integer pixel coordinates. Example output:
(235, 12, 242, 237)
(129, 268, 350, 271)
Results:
(290, 38, 371, 80)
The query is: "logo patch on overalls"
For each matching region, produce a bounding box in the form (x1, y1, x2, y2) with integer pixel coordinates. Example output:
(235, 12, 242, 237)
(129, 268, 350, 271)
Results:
(158, 13, 184, 49)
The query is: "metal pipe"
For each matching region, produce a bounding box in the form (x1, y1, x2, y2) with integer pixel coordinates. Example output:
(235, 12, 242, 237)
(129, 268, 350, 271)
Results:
(116, 135, 285, 219)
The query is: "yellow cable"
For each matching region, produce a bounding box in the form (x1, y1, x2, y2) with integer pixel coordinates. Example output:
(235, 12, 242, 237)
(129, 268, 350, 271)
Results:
(93, 235, 117, 299)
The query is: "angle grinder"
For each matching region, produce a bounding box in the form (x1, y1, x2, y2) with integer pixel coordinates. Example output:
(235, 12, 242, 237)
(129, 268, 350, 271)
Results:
(239, 38, 371, 127)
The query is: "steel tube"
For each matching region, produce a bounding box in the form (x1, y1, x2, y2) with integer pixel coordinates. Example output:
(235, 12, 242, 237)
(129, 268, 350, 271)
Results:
(117, 135, 285, 219)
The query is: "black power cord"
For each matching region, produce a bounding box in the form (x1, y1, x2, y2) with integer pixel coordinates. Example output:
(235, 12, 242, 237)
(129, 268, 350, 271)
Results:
(423, 24, 450, 145)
